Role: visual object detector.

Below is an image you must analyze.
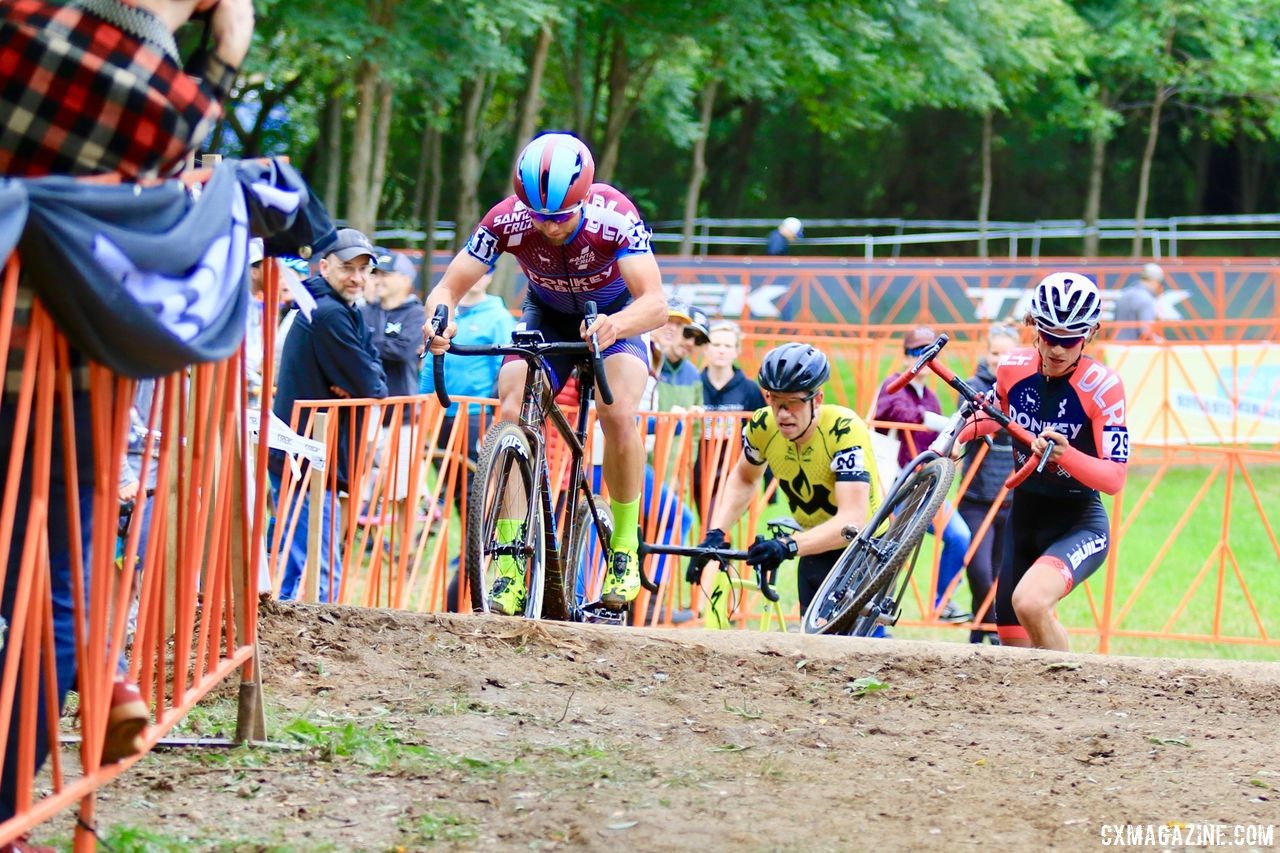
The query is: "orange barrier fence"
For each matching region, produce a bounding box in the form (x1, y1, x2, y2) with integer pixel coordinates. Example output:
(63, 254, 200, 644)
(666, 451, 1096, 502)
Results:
(0, 252, 261, 850)
(422, 253, 1280, 340)
(266, 375, 1278, 655)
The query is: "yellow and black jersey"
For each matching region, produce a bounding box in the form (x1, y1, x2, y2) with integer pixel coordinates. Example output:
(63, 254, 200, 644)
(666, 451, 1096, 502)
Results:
(741, 404, 882, 529)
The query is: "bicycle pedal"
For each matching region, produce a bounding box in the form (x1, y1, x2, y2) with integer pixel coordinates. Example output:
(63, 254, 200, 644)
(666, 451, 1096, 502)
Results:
(576, 602, 627, 626)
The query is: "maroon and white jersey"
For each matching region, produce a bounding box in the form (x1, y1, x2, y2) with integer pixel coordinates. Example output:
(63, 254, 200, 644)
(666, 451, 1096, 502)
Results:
(463, 183, 653, 313)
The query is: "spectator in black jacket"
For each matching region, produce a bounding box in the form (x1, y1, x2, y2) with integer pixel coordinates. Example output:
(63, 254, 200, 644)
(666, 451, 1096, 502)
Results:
(958, 323, 1020, 643)
(270, 228, 387, 602)
(694, 320, 766, 519)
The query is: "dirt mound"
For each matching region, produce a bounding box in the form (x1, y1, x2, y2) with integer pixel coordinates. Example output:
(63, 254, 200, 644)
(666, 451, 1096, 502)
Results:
(77, 603, 1280, 850)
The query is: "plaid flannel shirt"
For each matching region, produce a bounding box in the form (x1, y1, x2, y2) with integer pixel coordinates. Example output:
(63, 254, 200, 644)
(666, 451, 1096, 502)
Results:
(1, 0, 237, 392)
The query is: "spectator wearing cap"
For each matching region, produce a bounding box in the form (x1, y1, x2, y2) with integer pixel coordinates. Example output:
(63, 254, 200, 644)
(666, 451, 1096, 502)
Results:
(875, 325, 972, 623)
(360, 250, 427, 531)
(269, 228, 388, 602)
(766, 217, 804, 255)
(1114, 262, 1164, 342)
(655, 300, 709, 413)
(694, 320, 766, 519)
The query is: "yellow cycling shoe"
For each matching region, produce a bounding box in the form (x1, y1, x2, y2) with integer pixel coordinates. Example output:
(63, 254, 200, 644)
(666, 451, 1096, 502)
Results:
(488, 560, 527, 616)
(600, 551, 641, 611)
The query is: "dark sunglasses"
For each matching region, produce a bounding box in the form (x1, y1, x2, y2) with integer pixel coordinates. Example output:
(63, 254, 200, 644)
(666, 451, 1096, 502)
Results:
(904, 345, 931, 358)
(1038, 329, 1085, 348)
(682, 328, 708, 343)
(528, 207, 580, 224)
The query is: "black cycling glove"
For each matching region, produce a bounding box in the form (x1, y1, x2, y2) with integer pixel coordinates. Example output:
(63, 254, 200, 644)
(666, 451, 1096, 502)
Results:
(687, 528, 727, 584)
(746, 534, 798, 578)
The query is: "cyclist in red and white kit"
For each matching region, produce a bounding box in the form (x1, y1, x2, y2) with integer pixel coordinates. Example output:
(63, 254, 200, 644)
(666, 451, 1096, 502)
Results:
(426, 133, 666, 613)
(949, 273, 1128, 650)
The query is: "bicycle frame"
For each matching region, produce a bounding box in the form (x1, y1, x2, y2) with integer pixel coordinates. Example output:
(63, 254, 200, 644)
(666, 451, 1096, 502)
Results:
(428, 303, 622, 621)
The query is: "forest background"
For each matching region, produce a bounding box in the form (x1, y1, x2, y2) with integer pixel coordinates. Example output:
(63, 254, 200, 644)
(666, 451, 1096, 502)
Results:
(206, 0, 1280, 257)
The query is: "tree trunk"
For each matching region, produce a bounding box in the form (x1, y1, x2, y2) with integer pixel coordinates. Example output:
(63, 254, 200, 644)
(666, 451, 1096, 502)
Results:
(1239, 134, 1264, 214)
(679, 79, 719, 256)
(513, 25, 553, 160)
(1082, 89, 1111, 258)
(715, 100, 763, 219)
(323, 86, 343, 215)
(424, 125, 442, 258)
(411, 120, 435, 223)
(978, 110, 993, 258)
(365, 80, 394, 230)
(597, 38, 659, 183)
(1130, 82, 1166, 258)
(454, 74, 490, 250)
(347, 63, 380, 232)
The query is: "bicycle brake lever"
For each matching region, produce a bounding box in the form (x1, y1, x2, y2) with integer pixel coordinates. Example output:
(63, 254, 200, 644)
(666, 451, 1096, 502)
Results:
(583, 300, 614, 406)
(428, 304, 451, 409)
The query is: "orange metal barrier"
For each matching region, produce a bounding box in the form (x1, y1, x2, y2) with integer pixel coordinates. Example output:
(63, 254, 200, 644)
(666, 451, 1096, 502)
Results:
(268, 337, 1278, 656)
(423, 252, 1280, 341)
(0, 250, 260, 850)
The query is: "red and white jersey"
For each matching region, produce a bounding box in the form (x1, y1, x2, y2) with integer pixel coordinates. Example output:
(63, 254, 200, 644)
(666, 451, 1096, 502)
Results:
(996, 347, 1129, 497)
(463, 183, 653, 314)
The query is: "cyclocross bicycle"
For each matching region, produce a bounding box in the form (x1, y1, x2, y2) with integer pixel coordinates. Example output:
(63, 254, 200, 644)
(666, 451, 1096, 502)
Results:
(801, 333, 1057, 637)
(427, 303, 651, 624)
(638, 518, 799, 631)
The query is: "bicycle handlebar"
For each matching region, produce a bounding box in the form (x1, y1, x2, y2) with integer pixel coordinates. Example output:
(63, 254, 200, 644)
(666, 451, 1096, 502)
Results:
(427, 301, 615, 407)
(427, 304, 451, 409)
(637, 540, 780, 603)
(901, 333, 1080, 488)
(583, 301, 613, 406)
(886, 334, 949, 394)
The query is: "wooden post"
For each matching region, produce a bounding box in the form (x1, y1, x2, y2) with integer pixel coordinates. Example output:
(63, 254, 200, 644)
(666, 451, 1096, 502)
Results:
(305, 412, 327, 603)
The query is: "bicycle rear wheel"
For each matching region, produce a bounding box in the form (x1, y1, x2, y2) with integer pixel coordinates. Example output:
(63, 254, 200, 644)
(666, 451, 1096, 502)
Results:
(801, 457, 954, 635)
(467, 422, 544, 616)
(550, 495, 613, 620)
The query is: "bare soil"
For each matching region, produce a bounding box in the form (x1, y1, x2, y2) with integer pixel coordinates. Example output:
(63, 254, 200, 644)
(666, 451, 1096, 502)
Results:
(53, 602, 1280, 851)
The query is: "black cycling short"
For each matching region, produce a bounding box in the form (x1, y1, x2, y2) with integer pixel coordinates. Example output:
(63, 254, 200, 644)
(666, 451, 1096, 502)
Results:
(996, 490, 1110, 628)
(797, 548, 843, 613)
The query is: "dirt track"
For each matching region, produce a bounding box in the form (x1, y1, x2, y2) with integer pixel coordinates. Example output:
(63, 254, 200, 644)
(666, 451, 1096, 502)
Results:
(68, 603, 1280, 850)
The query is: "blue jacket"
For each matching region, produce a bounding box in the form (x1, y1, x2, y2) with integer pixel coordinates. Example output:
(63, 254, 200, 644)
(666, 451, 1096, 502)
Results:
(420, 294, 516, 415)
(272, 275, 387, 490)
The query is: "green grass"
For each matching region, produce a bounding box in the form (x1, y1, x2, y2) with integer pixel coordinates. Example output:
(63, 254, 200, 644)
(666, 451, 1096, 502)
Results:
(705, 455, 1280, 661)
(890, 462, 1280, 660)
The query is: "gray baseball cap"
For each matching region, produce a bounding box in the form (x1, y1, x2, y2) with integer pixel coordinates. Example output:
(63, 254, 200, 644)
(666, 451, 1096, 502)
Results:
(323, 228, 377, 263)
(374, 248, 418, 280)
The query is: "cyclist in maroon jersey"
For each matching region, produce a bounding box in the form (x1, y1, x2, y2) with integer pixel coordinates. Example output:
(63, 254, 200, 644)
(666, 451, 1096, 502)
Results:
(426, 133, 666, 614)
(949, 272, 1128, 650)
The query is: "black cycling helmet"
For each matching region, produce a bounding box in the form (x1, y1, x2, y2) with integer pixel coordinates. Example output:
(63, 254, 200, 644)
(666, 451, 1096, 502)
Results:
(758, 343, 830, 396)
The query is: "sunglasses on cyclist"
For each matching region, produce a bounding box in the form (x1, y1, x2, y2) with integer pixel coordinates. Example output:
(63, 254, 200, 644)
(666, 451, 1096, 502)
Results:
(528, 206, 581, 224)
(1038, 329, 1085, 349)
(904, 345, 932, 358)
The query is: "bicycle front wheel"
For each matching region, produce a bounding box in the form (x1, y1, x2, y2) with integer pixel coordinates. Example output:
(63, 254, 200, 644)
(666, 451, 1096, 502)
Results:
(801, 457, 954, 635)
(467, 422, 544, 616)
(550, 495, 613, 620)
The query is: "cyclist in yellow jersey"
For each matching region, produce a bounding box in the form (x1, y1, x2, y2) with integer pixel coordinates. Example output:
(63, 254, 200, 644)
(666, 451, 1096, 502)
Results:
(692, 344, 882, 611)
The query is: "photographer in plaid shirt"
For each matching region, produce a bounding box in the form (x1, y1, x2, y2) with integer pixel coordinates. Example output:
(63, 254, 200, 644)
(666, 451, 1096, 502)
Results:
(1, 1, 252, 847)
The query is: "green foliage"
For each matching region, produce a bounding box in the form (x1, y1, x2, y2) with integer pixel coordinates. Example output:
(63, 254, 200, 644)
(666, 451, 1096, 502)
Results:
(232, 0, 1280, 234)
